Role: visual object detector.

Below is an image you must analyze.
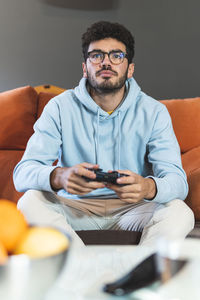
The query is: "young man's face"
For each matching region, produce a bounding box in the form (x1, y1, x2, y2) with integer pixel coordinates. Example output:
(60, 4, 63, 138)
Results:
(82, 38, 134, 94)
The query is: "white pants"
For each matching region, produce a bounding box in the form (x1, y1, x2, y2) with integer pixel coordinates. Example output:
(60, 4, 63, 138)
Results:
(17, 190, 194, 248)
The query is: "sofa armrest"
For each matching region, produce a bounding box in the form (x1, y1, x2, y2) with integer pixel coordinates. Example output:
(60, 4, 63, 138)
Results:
(185, 168, 200, 221)
(182, 146, 200, 220)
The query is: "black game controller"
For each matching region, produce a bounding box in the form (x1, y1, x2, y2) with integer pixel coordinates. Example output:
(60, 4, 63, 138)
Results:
(82, 168, 129, 185)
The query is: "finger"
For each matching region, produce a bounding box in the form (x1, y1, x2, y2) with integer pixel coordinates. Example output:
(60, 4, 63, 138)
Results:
(64, 181, 94, 195)
(122, 183, 142, 193)
(67, 188, 93, 195)
(107, 169, 133, 176)
(106, 181, 140, 192)
(73, 167, 97, 180)
(106, 182, 130, 192)
(80, 162, 99, 170)
(119, 198, 140, 204)
(116, 174, 137, 185)
(118, 192, 141, 200)
(70, 174, 105, 189)
(115, 192, 142, 203)
(117, 169, 133, 176)
(87, 181, 106, 189)
(66, 175, 106, 192)
(105, 183, 118, 191)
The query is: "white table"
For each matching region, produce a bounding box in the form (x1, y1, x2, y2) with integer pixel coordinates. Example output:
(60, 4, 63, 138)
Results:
(46, 238, 200, 300)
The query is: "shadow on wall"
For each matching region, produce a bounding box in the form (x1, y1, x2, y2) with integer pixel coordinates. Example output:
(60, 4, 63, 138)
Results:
(40, 0, 119, 10)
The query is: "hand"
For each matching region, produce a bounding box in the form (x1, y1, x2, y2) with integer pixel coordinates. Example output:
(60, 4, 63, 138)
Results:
(50, 162, 105, 195)
(106, 170, 157, 203)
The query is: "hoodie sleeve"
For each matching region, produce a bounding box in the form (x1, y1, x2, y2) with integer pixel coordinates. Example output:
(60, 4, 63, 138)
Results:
(13, 99, 62, 193)
(145, 104, 188, 204)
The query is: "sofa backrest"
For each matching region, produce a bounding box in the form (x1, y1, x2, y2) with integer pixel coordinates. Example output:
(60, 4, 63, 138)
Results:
(160, 97, 200, 153)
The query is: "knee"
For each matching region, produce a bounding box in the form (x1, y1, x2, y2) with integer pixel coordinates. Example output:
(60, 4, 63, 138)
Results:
(167, 199, 195, 231)
(17, 190, 43, 211)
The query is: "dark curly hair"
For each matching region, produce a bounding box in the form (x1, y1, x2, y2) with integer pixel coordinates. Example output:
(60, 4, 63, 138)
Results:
(82, 21, 135, 64)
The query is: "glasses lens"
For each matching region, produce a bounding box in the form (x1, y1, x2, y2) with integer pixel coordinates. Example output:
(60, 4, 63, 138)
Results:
(109, 52, 125, 64)
(88, 51, 126, 64)
(88, 51, 103, 64)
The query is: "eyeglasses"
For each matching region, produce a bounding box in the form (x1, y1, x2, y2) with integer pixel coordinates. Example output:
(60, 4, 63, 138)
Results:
(87, 50, 128, 65)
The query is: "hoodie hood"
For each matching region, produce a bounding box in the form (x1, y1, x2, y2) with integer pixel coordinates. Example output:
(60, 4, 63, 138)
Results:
(74, 77, 141, 118)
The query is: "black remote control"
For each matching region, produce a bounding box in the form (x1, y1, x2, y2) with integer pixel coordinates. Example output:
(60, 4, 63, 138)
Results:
(103, 253, 187, 296)
(82, 168, 129, 185)
(103, 254, 159, 296)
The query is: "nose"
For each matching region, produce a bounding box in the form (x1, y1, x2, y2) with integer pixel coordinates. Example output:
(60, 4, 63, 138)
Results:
(101, 53, 111, 65)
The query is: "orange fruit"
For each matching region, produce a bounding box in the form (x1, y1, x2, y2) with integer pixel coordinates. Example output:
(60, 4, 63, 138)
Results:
(0, 199, 28, 252)
(14, 227, 69, 258)
(0, 240, 8, 264)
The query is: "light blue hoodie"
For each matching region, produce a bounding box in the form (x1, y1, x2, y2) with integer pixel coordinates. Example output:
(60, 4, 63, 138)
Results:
(13, 77, 188, 203)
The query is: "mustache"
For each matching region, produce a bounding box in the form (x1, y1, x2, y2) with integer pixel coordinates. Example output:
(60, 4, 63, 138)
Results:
(96, 66, 118, 76)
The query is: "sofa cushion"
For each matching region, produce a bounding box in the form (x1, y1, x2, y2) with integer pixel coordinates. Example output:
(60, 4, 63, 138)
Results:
(37, 92, 56, 119)
(0, 86, 38, 150)
(0, 150, 24, 203)
(160, 97, 200, 153)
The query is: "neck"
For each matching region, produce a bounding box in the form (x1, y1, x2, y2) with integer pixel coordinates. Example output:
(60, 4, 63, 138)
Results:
(88, 85, 126, 112)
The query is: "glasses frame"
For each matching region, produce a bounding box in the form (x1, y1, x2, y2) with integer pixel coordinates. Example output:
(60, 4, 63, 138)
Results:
(87, 50, 128, 65)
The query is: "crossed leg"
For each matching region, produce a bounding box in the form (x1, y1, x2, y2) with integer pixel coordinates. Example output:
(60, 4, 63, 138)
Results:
(17, 190, 195, 247)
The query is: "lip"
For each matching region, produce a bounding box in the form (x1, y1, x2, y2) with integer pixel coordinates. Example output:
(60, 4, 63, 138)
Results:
(98, 70, 116, 77)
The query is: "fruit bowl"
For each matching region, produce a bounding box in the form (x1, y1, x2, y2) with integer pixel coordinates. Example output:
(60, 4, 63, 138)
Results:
(0, 229, 71, 300)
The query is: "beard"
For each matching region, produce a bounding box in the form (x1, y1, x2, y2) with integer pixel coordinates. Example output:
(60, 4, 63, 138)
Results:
(86, 66, 128, 95)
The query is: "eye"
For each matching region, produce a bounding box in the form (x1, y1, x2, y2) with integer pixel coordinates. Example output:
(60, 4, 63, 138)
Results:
(112, 52, 121, 59)
(91, 52, 102, 59)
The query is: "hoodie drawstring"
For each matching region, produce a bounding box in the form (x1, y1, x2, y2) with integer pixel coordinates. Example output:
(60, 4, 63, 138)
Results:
(95, 108, 121, 170)
(96, 107, 100, 165)
(117, 110, 121, 170)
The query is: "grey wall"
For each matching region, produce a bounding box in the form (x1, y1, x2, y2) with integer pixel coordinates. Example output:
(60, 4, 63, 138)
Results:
(0, 0, 199, 99)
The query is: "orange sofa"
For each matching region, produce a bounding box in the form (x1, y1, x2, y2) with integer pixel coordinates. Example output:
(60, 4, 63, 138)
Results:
(0, 85, 200, 222)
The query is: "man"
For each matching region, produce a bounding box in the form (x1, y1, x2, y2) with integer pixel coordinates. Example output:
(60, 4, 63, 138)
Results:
(13, 21, 194, 247)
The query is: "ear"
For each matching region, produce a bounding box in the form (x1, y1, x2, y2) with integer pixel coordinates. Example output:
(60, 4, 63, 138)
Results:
(127, 63, 135, 78)
(82, 62, 88, 78)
